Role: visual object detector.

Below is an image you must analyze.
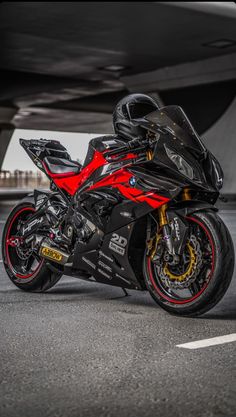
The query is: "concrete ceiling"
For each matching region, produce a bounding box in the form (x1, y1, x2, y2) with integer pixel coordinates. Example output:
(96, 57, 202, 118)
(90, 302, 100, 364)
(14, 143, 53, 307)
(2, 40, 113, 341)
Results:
(1, 1, 236, 132)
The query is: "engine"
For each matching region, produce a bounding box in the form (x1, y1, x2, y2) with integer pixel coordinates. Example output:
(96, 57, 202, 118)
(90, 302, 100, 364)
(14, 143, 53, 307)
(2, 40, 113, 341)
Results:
(71, 211, 95, 242)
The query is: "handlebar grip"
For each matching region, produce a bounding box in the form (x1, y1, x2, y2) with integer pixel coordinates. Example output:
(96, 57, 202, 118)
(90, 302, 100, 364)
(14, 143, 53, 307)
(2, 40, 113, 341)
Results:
(103, 145, 129, 158)
(127, 138, 142, 149)
(105, 146, 148, 163)
(104, 138, 147, 157)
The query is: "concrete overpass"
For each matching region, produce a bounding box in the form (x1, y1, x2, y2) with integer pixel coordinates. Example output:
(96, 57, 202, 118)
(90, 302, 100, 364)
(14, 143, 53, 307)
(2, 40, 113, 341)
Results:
(1, 1, 236, 192)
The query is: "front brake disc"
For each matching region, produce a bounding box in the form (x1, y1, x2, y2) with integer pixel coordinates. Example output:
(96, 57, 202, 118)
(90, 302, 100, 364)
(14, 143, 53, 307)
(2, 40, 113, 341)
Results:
(155, 235, 203, 289)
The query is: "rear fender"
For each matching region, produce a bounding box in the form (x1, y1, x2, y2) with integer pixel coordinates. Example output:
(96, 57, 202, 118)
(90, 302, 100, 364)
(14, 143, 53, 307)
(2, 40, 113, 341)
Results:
(21, 190, 65, 210)
(20, 194, 34, 204)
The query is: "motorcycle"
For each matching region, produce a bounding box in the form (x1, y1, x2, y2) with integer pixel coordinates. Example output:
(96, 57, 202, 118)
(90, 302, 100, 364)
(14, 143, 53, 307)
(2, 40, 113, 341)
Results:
(2, 105, 234, 316)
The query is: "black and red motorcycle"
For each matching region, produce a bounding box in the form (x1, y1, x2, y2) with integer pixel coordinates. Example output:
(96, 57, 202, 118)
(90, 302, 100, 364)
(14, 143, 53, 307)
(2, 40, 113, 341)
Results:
(2, 104, 234, 316)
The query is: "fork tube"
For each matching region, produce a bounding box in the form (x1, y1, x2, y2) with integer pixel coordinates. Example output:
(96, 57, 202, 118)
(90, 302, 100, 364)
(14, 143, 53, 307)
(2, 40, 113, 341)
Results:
(158, 204, 174, 254)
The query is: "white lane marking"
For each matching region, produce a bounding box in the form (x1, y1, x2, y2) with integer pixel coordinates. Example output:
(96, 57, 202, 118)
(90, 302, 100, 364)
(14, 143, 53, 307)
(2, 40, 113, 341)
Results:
(0, 221, 6, 224)
(177, 333, 236, 349)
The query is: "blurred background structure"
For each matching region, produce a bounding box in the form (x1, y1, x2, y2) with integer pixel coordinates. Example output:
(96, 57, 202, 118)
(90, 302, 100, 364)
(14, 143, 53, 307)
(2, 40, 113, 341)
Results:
(0, 1, 236, 196)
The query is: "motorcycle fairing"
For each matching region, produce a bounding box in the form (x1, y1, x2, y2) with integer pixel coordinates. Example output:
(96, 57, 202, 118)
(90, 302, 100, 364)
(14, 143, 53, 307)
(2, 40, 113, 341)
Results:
(75, 165, 170, 233)
(46, 150, 107, 195)
(47, 149, 143, 195)
(85, 168, 170, 208)
(137, 105, 222, 193)
(41, 134, 171, 214)
(72, 218, 147, 289)
(145, 105, 206, 153)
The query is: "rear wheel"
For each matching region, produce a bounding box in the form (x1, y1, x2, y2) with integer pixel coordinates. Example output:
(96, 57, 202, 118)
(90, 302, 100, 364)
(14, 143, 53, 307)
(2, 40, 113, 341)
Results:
(143, 211, 235, 316)
(2, 202, 62, 292)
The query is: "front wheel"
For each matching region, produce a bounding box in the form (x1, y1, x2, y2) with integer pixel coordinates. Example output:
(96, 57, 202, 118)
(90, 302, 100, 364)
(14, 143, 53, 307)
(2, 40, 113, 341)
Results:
(143, 211, 235, 316)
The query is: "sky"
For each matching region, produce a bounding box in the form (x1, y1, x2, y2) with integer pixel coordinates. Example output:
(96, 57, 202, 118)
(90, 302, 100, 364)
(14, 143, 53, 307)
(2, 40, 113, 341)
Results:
(2, 129, 102, 172)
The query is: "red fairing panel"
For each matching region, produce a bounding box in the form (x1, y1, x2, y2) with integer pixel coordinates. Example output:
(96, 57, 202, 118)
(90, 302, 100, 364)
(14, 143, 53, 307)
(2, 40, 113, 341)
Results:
(47, 151, 108, 195)
(44, 149, 169, 208)
(87, 168, 170, 209)
(45, 150, 139, 196)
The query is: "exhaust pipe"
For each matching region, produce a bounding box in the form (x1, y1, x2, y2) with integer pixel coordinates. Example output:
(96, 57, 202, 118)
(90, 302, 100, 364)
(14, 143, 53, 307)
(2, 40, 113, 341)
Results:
(39, 242, 70, 265)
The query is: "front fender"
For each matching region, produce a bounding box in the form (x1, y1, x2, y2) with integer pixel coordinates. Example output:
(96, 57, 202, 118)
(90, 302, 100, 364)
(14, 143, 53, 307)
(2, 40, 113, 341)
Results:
(164, 200, 217, 255)
(168, 200, 218, 217)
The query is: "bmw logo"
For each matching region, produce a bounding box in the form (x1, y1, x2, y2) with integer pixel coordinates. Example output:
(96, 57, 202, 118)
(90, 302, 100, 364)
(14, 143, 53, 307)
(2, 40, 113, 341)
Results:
(129, 176, 136, 187)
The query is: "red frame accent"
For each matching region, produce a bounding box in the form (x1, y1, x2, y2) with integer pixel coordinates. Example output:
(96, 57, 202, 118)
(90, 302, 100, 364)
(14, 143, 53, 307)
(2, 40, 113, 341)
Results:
(147, 216, 215, 304)
(5, 207, 43, 279)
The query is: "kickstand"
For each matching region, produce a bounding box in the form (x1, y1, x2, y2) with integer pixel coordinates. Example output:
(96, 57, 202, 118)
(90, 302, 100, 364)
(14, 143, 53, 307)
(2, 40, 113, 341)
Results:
(109, 287, 130, 300)
(122, 288, 129, 297)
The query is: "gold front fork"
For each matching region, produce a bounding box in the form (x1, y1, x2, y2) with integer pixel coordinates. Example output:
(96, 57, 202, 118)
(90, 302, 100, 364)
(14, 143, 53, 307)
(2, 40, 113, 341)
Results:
(158, 203, 168, 227)
(146, 149, 154, 161)
(149, 204, 172, 258)
(147, 204, 168, 259)
(182, 187, 191, 201)
(158, 188, 191, 227)
(149, 189, 191, 260)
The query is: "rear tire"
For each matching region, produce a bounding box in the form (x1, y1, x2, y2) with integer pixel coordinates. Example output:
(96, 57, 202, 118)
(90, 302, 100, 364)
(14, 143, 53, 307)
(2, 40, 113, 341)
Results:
(143, 211, 235, 316)
(2, 201, 62, 292)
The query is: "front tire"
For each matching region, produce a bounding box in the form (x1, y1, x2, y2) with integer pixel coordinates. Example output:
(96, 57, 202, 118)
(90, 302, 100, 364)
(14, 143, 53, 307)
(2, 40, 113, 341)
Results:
(2, 201, 62, 292)
(144, 211, 235, 316)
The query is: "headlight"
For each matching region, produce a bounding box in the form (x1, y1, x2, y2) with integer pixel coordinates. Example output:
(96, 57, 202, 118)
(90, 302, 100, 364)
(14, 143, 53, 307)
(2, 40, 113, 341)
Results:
(165, 145, 194, 180)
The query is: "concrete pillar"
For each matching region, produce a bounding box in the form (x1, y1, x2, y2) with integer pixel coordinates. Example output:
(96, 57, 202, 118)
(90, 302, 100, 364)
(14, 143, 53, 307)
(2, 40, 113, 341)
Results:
(0, 106, 18, 169)
(203, 95, 236, 195)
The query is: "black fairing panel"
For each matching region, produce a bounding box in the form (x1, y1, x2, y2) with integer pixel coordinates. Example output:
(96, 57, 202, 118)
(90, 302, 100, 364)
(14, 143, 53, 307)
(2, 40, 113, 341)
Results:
(78, 187, 162, 234)
(107, 198, 151, 234)
(77, 161, 176, 233)
(129, 165, 186, 197)
(168, 200, 218, 216)
(76, 159, 188, 234)
(138, 106, 222, 192)
(72, 220, 146, 290)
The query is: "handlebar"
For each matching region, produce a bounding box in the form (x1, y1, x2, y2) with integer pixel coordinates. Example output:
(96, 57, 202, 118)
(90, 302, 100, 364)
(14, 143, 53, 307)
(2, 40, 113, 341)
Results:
(103, 138, 149, 161)
(103, 123, 174, 161)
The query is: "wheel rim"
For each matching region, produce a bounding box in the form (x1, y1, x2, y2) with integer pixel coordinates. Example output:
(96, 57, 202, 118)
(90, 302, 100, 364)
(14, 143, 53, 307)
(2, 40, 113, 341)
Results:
(147, 216, 215, 304)
(5, 207, 43, 280)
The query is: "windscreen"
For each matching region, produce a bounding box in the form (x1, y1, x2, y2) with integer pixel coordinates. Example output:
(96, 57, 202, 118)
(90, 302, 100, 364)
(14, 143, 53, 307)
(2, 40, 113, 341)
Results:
(145, 105, 206, 153)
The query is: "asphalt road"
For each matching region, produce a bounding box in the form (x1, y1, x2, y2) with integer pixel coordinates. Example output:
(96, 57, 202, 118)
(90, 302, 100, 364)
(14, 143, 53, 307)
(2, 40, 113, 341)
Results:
(0, 202, 236, 417)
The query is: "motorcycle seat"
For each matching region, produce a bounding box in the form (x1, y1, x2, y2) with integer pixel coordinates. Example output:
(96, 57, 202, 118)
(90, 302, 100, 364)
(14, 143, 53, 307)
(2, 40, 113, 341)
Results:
(44, 156, 82, 175)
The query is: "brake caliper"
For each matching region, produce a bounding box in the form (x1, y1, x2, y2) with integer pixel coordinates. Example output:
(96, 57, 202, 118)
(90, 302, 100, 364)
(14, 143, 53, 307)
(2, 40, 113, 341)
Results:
(157, 235, 203, 289)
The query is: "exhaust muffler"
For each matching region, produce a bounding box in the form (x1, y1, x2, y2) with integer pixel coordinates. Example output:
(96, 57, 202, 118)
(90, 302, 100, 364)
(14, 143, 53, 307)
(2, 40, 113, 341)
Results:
(39, 242, 70, 265)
